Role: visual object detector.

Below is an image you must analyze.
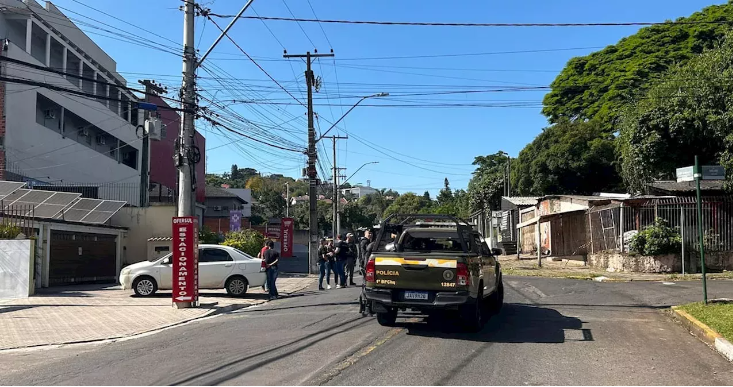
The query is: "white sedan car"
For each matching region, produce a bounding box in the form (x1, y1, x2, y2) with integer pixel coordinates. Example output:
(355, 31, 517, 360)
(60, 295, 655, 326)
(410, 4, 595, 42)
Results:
(120, 244, 266, 297)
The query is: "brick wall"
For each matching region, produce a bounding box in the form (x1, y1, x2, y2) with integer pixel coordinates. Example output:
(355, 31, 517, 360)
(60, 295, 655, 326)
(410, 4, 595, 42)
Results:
(203, 217, 252, 234)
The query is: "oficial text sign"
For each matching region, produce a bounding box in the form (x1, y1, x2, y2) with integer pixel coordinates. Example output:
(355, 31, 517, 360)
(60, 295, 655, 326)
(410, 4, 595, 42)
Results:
(281, 217, 294, 258)
(172, 217, 199, 304)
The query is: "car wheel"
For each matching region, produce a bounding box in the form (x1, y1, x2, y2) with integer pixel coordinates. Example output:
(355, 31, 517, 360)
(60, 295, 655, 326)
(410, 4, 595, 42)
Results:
(461, 286, 484, 332)
(225, 276, 249, 297)
(376, 308, 397, 326)
(491, 277, 504, 314)
(132, 276, 157, 297)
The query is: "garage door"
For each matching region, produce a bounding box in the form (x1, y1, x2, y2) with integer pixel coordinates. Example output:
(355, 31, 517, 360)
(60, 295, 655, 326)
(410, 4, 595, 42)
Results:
(49, 231, 117, 285)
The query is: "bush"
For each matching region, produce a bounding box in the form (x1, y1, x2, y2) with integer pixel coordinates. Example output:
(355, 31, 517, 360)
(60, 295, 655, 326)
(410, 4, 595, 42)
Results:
(199, 226, 221, 244)
(0, 224, 22, 239)
(629, 218, 682, 256)
(221, 229, 266, 257)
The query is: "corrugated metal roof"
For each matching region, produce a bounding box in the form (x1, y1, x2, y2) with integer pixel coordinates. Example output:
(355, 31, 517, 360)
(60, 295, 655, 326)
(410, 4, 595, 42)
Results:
(503, 196, 540, 206)
(206, 186, 247, 202)
(649, 180, 726, 193)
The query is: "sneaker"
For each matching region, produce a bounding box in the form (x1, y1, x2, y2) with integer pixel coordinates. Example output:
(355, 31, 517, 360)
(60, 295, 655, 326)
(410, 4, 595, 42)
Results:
(349, 282, 356, 286)
(327, 285, 332, 290)
(336, 285, 342, 289)
(319, 287, 325, 291)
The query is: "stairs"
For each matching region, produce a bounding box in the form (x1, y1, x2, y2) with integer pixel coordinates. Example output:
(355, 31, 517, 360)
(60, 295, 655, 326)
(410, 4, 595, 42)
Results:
(500, 241, 518, 255)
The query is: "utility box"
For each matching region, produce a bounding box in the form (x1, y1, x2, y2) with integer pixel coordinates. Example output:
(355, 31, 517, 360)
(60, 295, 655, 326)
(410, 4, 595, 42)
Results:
(145, 118, 163, 141)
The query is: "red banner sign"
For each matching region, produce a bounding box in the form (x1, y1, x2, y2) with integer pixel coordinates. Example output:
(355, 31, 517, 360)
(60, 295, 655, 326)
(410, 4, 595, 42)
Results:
(172, 217, 199, 303)
(281, 217, 294, 258)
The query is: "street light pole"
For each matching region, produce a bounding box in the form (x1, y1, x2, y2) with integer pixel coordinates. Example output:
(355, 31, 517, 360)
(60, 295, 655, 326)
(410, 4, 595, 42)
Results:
(341, 161, 379, 187)
(285, 182, 289, 218)
(316, 93, 389, 143)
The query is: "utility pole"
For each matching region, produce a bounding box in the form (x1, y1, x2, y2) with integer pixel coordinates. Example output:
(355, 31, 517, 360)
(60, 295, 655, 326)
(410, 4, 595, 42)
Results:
(323, 135, 347, 237)
(285, 182, 290, 217)
(138, 80, 166, 208)
(283, 50, 334, 274)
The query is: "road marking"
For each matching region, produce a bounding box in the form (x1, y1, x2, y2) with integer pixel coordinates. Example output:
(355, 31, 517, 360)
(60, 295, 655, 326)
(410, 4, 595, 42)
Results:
(662, 282, 676, 285)
(317, 317, 419, 385)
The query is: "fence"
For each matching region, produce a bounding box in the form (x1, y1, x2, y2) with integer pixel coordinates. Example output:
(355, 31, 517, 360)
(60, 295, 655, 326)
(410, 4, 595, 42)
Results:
(588, 200, 733, 253)
(0, 202, 35, 238)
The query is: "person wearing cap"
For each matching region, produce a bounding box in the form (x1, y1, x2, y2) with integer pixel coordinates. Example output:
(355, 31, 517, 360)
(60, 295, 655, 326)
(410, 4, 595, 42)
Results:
(333, 234, 349, 288)
(345, 233, 358, 286)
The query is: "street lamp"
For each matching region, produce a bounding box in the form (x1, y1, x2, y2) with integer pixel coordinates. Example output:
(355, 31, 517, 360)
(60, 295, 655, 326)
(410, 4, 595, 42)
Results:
(317, 93, 389, 142)
(341, 161, 379, 188)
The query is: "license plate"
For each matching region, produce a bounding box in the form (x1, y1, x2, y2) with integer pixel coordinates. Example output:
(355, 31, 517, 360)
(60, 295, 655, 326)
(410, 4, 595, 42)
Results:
(404, 291, 429, 300)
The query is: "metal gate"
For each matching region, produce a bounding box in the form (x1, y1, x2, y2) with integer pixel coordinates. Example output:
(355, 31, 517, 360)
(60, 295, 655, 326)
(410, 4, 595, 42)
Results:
(49, 231, 117, 285)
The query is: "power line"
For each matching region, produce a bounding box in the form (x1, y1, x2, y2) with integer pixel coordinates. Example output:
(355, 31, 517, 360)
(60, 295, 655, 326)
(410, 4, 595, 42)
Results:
(306, 0, 333, 48)
(281, 0, 317, 48)
(208, 15, 733, 28)
(202, 116, 305, 153)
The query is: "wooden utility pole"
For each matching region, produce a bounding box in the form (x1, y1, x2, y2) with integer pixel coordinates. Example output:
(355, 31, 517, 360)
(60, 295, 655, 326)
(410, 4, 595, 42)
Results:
(283, 50, 334, 274)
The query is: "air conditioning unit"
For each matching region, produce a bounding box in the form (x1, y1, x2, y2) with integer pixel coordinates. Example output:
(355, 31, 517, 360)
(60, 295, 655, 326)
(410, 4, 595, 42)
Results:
(79, 128, 90, 137)
(213, 206, 223, 211)
(145, 117, 162, 141)
(43, 109, 55, 119)
(96, 135, 106, 145)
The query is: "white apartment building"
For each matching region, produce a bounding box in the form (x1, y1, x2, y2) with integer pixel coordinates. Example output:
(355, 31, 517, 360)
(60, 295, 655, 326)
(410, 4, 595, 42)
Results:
(340, 185, 378, 200)
(0, 0, 143, 205)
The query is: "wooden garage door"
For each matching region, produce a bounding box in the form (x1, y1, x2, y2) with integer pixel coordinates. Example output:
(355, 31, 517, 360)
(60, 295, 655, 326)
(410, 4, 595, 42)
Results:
(49, 231, 117, 285)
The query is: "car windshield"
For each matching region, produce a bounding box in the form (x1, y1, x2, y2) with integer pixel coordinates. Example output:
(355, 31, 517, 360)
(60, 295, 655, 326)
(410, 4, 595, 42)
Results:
(399, 229, 465, 253)
(149, 253, 172, 262)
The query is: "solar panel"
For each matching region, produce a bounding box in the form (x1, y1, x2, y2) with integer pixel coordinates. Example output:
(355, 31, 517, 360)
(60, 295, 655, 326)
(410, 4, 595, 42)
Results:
(0, 181, 26, 200)
(2, 189, 30, 208)
(80, 200, 126, 224)
(56, 198, 103, 222)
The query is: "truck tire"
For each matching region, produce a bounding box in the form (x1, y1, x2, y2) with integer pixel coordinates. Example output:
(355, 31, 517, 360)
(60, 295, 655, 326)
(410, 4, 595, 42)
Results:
(461, 287, 484, 332)
(376, 309, 397, 326)
(490, 277, 504, 314)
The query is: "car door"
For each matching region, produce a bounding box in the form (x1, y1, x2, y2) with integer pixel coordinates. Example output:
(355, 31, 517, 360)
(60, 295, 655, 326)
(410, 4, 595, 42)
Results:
(199, 248, 236, 288)
(157, 254, 173, 290)
(479, 237, 497, 293)
(472, 233, 494, 298)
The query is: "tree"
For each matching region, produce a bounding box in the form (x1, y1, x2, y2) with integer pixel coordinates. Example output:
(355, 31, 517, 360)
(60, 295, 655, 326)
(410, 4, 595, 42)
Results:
(230, 164, 241, 181)
(341, 202, 376, 232)
(221, 229, 266, 257)
(437, 178, 454, 206)
(384, 193, 434, 217)
(511, 120, 621, 196)
(542, 2, 733, 132)
(292, 201, 332, 235)
(467, 151, 510, 212)
(423, 191, 431, 201)
(618, 32, 733, 192)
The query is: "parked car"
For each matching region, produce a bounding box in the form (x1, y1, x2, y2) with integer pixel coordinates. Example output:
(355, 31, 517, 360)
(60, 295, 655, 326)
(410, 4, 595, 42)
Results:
(120, 244, 266, 297)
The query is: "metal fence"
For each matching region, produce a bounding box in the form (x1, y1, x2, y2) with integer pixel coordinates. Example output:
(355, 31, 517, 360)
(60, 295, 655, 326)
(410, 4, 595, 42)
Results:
(0, 202, 35, 238)
(589, 200, 733, 253)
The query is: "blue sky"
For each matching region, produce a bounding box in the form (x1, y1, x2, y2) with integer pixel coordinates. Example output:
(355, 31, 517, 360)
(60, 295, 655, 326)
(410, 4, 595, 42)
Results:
(51, 0, 726, 196)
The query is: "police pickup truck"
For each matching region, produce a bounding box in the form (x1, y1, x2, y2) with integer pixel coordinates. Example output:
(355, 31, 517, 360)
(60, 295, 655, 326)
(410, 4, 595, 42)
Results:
(363, 214, 503, 331)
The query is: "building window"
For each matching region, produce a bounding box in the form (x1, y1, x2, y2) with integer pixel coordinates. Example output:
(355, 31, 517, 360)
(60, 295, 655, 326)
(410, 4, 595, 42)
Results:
(121, 145, 138, 170)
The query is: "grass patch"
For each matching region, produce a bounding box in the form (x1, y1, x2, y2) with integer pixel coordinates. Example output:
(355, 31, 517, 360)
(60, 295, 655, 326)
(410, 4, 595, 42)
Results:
(679, 302, 733, 342)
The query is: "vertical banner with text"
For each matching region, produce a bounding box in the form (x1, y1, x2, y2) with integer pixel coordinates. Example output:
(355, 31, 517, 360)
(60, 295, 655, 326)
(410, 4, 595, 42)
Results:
(281, 217, 294, 258)
(172, 217, 199, 304)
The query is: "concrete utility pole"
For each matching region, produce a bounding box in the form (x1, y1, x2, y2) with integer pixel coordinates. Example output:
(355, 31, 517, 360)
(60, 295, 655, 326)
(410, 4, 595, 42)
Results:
(323, 135, 347, 237)
(178, 0, 196, 219)
(285, 182, 290, 217)
(283, 50, 334, 274)
(139, 80, 166, 208)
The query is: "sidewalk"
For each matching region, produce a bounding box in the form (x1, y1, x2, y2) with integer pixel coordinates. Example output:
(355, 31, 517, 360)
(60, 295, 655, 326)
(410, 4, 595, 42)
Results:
(500, 255, 733, 282)
(0, 275, 316, 351)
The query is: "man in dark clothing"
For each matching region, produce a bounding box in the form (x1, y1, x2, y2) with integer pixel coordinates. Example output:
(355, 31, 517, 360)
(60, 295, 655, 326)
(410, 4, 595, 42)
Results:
(358, 230, 372, 271)
(262, 240, 280, 300)
(333, 234, 349, 288)
(345, 234, 358, 286)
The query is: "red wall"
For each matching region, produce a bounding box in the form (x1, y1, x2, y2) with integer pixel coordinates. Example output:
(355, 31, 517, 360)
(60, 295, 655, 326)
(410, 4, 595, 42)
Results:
(148, 96, 206, 203)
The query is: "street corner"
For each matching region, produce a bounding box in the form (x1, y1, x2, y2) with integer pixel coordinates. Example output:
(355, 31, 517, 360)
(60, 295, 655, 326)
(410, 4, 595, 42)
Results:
(671, 303, 733, 362)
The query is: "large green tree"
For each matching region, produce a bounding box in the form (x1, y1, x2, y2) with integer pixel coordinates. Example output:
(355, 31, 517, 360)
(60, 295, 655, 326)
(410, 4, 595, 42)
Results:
(542, 2, 733, 131)
(383, 193, 434, 217)
(618, 33, 733, 193)
(467, 151, 510, 212)
(512, 119, 620, 195)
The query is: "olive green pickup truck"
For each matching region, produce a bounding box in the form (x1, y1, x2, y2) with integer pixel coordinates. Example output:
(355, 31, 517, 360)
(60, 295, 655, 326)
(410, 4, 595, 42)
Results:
(363, 214, 503, 331)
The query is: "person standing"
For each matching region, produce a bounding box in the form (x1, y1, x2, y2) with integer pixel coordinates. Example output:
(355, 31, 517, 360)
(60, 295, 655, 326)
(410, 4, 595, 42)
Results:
(346, 233, 358, 286)
(317, 238, 331, 290)
(262, 240, 280, 300)
(359, 230, 373, 271)
(325, 239, 337, 288)
(334, 234, 348, 288)
(257, 240, 270, 292)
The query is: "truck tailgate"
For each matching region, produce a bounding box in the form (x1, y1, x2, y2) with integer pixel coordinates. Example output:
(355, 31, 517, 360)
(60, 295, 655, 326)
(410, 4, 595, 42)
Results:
(374, 256, 459, 292)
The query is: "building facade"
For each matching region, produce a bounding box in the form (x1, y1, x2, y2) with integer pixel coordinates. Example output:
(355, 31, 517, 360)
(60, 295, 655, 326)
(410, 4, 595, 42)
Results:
(0, 0, 143, 205)
(341, 185, 377, 200)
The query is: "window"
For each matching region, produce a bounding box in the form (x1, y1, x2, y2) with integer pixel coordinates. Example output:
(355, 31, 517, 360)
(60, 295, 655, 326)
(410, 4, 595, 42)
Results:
(398, 230, 465, 253)
(473, 234, 488, 255)
(200, 249, 233, 262)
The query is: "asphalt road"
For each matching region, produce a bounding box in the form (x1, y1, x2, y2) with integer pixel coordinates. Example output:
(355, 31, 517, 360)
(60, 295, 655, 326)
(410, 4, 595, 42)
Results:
(1, 276, 733, 385)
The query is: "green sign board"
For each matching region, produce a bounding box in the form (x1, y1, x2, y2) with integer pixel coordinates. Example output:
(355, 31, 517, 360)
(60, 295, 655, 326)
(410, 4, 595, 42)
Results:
(676, 165, 725, 182)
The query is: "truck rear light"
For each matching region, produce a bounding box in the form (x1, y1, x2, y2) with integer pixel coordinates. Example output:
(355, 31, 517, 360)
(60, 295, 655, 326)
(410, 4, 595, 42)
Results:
(365, 259, 375, 282)
(456, 263, 468, 286)
(260, 259, 266, 271)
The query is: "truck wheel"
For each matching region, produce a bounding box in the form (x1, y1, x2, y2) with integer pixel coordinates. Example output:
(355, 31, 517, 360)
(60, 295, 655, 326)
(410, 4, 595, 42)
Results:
(376, 309, 397, 326)
(461, 288, 484, 332)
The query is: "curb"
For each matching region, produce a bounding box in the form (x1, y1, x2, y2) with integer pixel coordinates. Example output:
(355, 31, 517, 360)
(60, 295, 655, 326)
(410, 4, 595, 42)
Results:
(0, 278, 316, 352)
(671, 306, 733, 362)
